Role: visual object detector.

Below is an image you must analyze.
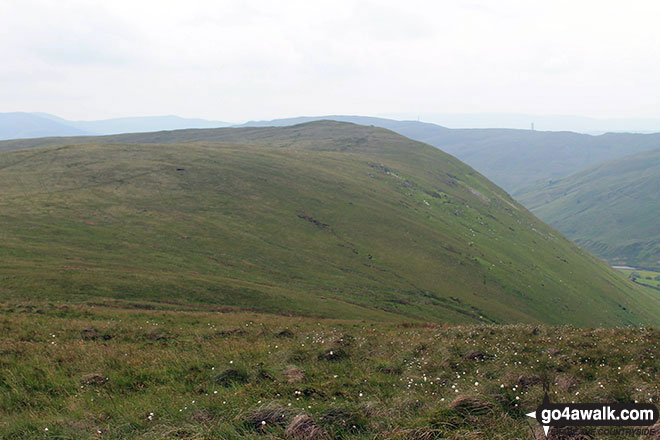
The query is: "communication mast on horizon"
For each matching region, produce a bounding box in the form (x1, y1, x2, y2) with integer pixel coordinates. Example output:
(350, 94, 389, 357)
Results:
(531, 122, 535, 131)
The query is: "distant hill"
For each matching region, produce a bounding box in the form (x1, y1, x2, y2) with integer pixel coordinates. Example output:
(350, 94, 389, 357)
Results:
(240, 116, 660, 194)
(0, 112, 90, 140)
(35, 113, 231, 135)
(382, 112, 660, 133)
(0, 112, 230, 141)
(518, 149, 660, 270)
(0, 121, 658, 325)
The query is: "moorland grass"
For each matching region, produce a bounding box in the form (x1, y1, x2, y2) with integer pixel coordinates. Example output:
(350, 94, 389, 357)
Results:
(1, 300, 659, 439)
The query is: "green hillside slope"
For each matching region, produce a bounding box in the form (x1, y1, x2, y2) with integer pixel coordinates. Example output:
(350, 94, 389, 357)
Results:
(1, 121, 658, 325)
(519, 148, 660, 270)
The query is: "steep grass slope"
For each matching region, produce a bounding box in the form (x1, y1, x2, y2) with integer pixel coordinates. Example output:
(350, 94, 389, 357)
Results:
(0, 121, 658, 325)
(519, 149, 660, 270)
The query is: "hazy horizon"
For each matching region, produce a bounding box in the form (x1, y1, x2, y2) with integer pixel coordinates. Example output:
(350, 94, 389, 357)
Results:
(7, 110, 660, 134)
(2, 1, 660, 123)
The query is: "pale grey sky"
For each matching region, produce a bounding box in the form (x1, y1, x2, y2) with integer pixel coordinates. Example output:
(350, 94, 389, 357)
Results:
(1, 0, 660, 122)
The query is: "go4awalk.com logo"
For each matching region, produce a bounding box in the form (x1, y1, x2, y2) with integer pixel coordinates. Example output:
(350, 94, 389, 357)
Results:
(526, 384, 658, 438)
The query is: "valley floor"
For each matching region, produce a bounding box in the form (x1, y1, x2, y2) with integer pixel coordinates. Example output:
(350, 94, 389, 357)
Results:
(618, 268, 660, 291)
(1, 300, 659, 439)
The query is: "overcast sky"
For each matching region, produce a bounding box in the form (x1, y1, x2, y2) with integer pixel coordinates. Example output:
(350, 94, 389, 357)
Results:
(1, 0, 660, 122)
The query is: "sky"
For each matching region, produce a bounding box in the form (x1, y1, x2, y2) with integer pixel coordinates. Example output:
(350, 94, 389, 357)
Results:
(1, 0, 660, 123)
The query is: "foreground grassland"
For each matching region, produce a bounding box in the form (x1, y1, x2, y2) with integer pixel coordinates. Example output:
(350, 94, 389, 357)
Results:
(2, 301, 659, 439)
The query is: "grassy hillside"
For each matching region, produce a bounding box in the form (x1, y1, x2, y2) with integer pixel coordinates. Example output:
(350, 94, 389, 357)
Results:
(2, 300, 659, 439)
(519, 149, 660, 270)
(0, 121, 658, 325)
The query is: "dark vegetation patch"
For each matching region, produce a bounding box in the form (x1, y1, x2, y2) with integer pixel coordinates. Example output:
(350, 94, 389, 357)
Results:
(276, 329, 295, 338)
(145, 329, 170, 341)
(80, 373, 107, 386)
(463, 350, 491, 361)
(80, 327, 112, 341)
(217, 328, 246, 337)
(317, 348, 349, 361)
(214, 367, 250, 387)
(297, 212, 331, 231)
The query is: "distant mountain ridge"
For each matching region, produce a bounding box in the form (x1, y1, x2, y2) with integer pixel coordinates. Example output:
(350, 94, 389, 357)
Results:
(3, 113, 660, 194)
(0, 112, 230, 140)
(0, 112, 91, 139)
(381, 112, 660, 134)
(35, 113, 231, 135)
(239, 116, 660, 194)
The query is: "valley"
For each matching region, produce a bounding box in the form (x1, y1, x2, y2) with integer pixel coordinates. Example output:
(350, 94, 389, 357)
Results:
(519, 149, 660, 271)
(618, 268, 660, 291)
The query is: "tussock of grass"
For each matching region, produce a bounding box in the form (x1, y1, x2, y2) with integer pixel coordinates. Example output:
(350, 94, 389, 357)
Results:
(242, 402, 293, 430)
(448, 395, 493, 416)
(285, 414, 329, 440)
(283, 365, 305, 383)
(214, 367, 250, 387)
